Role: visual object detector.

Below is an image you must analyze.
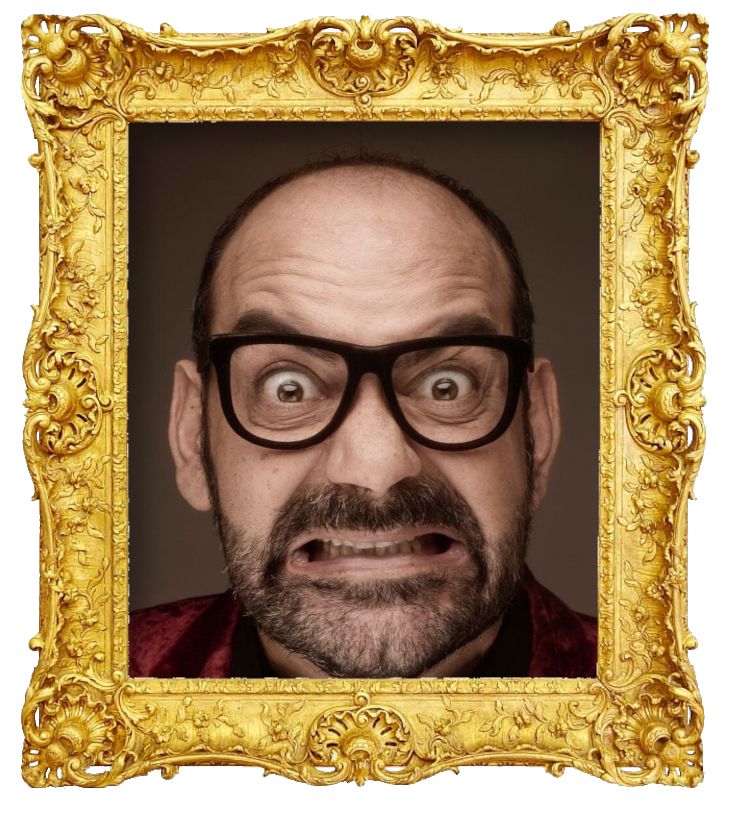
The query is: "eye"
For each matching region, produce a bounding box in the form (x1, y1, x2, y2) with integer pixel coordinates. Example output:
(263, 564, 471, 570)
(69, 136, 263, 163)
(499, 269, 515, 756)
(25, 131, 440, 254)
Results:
(419, 370, 474, 400)
(262, 370, 319, 403)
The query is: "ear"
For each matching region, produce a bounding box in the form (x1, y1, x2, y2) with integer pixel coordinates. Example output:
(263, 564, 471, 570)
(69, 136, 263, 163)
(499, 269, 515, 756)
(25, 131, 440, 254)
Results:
(168, 359, 213, 511)
(526, 358, 561, 512)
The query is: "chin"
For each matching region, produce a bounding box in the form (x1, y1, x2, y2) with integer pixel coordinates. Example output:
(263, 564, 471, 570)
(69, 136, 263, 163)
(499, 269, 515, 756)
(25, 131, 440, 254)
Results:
(267, 605, 469, 678)
(239, 571, 504, 678)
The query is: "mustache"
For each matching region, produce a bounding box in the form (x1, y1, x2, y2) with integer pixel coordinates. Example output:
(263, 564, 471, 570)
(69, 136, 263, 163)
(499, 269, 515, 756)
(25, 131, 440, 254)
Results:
(267, 473, 486, 552)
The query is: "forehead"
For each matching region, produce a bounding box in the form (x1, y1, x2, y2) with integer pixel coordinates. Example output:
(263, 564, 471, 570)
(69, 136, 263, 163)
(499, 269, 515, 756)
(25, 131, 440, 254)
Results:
(211, 167, 515, 342)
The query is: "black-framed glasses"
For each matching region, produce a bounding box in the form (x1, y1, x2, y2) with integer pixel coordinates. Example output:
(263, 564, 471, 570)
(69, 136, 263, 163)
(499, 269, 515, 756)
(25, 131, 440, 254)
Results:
(200, 333, 533, 451)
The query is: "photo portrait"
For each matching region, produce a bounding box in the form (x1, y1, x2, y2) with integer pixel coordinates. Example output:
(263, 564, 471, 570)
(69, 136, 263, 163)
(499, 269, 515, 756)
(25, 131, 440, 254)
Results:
(127, 120, 600, 678)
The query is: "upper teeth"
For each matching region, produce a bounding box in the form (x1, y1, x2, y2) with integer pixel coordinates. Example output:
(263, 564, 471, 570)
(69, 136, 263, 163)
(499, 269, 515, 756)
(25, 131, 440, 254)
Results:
(316, 538, 422, 557)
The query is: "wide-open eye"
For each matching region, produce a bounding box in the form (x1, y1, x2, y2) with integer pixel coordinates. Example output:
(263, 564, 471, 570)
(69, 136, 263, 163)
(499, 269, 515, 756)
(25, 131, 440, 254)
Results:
(226, 342, 348, 443)
(392, 344, 511, 443)
(417, 369, 474, 401)
(261, 369, 320, 403)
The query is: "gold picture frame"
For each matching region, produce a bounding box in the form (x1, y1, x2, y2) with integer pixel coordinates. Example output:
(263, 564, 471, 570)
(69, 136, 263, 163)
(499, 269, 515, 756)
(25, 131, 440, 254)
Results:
(20, 12, 707, 787)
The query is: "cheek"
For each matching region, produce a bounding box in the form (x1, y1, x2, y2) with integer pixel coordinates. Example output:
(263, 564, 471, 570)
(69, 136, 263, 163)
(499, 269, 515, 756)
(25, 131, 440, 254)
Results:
(207, 410, 319, 529)
(434, 422, 530, 533)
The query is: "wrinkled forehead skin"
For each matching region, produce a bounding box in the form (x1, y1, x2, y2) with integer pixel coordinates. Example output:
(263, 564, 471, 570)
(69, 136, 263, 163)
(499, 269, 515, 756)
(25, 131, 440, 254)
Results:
(210, 166, 516, 344)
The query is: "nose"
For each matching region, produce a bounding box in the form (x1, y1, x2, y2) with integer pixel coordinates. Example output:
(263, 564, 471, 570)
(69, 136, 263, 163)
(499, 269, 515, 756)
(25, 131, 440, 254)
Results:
(322, 373, 422, 498)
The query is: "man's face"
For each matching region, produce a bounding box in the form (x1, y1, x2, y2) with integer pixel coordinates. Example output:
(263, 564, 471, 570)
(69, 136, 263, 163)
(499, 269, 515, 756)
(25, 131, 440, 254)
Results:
(170, 168, 559, 678)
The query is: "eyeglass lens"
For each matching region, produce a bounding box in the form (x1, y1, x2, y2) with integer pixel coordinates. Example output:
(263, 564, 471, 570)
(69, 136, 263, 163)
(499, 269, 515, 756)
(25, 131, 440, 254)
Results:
(229, 343, 510, 445)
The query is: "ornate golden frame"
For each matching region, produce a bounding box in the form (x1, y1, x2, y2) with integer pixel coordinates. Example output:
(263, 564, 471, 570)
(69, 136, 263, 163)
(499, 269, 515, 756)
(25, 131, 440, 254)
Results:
(20, 13, 708, 787)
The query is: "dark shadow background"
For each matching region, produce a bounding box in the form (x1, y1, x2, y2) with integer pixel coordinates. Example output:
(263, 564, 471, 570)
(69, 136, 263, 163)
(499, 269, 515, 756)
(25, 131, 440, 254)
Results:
(128, 121, 599, 616)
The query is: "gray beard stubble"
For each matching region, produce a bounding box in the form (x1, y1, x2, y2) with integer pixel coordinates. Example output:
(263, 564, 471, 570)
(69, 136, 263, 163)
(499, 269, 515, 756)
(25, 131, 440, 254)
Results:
(202, 403, 534, 678)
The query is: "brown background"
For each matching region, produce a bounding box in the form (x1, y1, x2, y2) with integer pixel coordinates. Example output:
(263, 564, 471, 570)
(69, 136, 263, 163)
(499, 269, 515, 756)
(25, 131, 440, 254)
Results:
(128, 120, 599, 615)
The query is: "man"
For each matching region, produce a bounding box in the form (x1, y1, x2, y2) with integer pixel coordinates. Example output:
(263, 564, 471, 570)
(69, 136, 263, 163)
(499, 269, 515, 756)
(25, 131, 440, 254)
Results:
(129, 155, 597, 679)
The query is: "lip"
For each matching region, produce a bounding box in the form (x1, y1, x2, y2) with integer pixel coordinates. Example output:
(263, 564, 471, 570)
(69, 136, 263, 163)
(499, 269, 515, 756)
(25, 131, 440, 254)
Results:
(287, 526, 468, 575)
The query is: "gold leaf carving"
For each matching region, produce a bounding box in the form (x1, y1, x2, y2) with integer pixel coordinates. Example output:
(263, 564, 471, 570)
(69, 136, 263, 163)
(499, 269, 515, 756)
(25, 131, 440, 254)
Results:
(613, 15, 708, 109)
(310, 17, 418, 105)
(22, 677, 125, 787)
(259, 701, 306, 758)
(306, 692, 421, 785)
(478, 50, 602, 106)
(602, 682, 702, 786)
(25, 351, 107, 455)
(22, 16, 127, 115)
(131, 56, 247, 105)
(417, 695, 473, 756)
(618, 348, 704, 455)
(253, 52, 305, 99)
(420, 51, 467, 99)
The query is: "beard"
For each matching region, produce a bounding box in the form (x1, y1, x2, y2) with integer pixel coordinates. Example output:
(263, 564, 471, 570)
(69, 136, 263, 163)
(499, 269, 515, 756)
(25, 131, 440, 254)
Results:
(202, 415, 534, 678)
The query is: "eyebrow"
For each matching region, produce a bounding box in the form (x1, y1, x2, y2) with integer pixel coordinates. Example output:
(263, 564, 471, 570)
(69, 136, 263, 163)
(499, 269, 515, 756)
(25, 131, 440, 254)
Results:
(228, 309, 503, 340)
(228, 311, 341, 363)
(229, 310, 307, 336)
(429, 314, 502, 338)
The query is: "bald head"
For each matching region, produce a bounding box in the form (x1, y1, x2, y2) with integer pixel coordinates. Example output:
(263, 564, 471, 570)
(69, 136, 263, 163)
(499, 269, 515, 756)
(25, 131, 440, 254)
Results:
(212, 167, 518, 342)
(192, 155, 533, 364)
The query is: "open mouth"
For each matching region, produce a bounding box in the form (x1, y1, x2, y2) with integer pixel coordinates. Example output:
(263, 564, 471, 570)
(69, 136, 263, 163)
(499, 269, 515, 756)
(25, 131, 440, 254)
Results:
(289, 531, 464, 572)
(305, 533, 452, 561)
